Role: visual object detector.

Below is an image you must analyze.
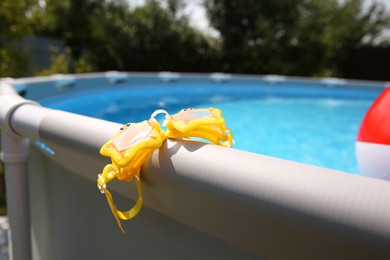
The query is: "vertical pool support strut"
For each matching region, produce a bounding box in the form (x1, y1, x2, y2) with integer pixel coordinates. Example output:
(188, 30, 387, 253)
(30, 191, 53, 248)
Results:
(0, 79, 36, 260)
(1, 134, 31, 260)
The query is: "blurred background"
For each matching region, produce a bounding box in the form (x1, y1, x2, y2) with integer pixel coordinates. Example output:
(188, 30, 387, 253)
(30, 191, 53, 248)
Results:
(1, 0, 390, 80)
(1, 0, 390, 215)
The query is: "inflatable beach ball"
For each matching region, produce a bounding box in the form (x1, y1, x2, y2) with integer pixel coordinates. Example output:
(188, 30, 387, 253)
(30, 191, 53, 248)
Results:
(356, 86, 390, 180)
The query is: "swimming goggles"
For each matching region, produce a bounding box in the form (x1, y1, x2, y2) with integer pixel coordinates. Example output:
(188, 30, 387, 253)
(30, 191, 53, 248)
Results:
(98, 108, 233, 232)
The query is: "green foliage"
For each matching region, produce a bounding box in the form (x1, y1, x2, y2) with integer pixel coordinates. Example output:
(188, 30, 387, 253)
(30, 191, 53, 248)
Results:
(33, 0, 102, 59)
(35, 47, 94, 76)
(32, 0, 217, 73)
(1, 0, 390, 77)
(74, 56, 94, 74)
(0, 0, 36, 38)
(204, 0, 390, 76)
(0, 47, 30, 77)
(0, 0, 37, 77)
(86, 0, 217, 71)
(35, 47, 71, 76)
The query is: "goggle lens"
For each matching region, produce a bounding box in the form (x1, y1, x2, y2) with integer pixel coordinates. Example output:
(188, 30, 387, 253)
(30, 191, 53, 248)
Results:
(113, 122, 153, 151)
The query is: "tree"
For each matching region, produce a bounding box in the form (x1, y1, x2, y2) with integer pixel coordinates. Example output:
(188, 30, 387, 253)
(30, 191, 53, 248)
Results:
(204, 0, 390, 76)
(31, 0, 217, 73)
(87, 0, 217, 72)
(0, 0, 37, 77)
(31, 0, 105, 59)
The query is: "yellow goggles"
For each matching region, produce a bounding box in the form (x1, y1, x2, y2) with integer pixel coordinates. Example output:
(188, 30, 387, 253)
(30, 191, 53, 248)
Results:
(98, 108, 233, 232)
(165, 108, 233, 148)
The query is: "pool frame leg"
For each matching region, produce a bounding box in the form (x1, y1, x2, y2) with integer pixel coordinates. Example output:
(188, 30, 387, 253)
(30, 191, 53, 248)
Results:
(1, 133, 32, 260)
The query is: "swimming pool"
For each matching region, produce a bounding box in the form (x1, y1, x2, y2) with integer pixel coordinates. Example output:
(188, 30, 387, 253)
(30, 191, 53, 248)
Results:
(3, 73, 390, 259)
(39, 80, 382, 174)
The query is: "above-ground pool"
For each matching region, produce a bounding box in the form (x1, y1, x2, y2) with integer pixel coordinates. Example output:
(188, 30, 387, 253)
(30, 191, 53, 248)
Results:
(38, 77, 383, 173)
(2, 73, 390, 259)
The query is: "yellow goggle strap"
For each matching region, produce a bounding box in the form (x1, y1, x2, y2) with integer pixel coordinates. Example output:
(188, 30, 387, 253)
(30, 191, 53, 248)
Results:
(99, 149, 154, 233)
(102, 171, 143, 233)
(164, 108, 233, 147)
(166, 125, 233, 147)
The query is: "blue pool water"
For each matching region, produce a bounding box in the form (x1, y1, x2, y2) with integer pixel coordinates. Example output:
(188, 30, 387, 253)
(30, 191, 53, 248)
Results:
(40, 83, 379, 173)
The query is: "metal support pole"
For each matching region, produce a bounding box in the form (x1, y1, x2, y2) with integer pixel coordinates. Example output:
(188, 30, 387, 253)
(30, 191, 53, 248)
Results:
(0, 79, 33, 260)
(0, 133, 31, 260)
